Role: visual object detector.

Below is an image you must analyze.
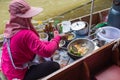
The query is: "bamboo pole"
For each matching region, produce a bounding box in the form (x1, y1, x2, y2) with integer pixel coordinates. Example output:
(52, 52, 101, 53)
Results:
(88, 0, 95, 36)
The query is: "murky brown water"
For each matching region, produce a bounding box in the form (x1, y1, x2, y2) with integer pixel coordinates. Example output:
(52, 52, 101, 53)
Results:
(53, 0, 112, 21)
(0, 0, 112, 34)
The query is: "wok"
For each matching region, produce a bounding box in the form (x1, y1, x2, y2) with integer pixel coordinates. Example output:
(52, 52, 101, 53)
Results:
(67, 38, 95, 60)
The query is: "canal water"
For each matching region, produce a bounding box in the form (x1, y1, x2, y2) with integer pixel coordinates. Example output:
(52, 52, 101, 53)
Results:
(54, 0, 112, 21)
(0, 0, 112, 34)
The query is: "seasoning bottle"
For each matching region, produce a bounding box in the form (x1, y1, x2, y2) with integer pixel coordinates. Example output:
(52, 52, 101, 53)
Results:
(48, 22, 54, 40)
(44, 24, 49, 33)
(59, 24, 63, 33)
(48, 22, 53, 32)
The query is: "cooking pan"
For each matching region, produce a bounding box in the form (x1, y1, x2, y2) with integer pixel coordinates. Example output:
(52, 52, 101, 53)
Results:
(67, 38, 95, 60)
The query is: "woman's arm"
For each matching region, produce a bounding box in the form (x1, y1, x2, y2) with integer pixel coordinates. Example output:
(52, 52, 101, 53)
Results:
(25, 30, 61, 57)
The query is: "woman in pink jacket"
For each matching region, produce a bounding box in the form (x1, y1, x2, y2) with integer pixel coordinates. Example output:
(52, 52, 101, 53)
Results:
(1, 0, 68, 80)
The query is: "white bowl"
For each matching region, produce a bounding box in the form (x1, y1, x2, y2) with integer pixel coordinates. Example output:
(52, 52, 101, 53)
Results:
(39, 32, 48, 41)
(59, 40, 66, 47)
(67, 32, 76, 41)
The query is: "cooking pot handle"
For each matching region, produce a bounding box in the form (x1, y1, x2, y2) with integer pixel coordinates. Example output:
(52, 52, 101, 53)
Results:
(87, 28, 104, 37)
(91, 37, 98, 41)
(86, 31, 97, 40)
(86, 33, 101, 47)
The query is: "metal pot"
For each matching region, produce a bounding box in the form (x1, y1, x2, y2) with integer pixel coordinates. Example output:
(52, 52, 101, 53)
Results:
(67, 38, 95, 60)
(71, 21, 89, 36)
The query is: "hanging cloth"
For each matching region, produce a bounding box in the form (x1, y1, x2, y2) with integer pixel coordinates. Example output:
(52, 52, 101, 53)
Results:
(112, 40, 120, 66)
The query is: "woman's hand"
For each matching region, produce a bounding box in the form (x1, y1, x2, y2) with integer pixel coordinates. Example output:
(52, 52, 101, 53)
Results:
(53, 30, 68, 40)
(59, 34, 68, 40)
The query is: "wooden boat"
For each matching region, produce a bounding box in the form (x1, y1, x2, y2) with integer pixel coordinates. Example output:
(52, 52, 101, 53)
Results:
(40, 8, 120, 80)
(70, 8, 109, 27)
(1, 8, 120, 80)
(41, 39, 120, 80)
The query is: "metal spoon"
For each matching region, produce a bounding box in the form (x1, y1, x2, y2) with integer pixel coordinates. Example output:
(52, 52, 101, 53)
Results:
(72, 45, 78, 52)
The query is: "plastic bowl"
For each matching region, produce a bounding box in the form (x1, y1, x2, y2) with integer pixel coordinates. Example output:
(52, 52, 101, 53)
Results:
(96, 26, 120, 43)
(39, 32, 48, 41)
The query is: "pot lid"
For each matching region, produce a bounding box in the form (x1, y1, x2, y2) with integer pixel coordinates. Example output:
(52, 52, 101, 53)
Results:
(71, 21, 86, 30)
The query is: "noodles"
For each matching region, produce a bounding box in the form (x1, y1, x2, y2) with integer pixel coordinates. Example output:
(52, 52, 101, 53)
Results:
(70, 43, 88, 56)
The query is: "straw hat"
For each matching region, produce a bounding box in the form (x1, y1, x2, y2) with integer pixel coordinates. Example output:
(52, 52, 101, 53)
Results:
(9, 0, 43, 18)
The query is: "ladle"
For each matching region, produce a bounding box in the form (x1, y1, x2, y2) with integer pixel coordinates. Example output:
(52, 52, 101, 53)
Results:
(87, 28, 106, 39)
(72, 45, 78, 52)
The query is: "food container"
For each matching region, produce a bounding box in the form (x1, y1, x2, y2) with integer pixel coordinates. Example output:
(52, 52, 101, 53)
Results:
(52, 48, 70, 68)
(39, 32, 48, 41)
(71, 21, 88, 36)
(67, 38, 95, 60)
(96, 26, 120, 44)
(67, 32, 76, 42)
(59, 40, 66, 47)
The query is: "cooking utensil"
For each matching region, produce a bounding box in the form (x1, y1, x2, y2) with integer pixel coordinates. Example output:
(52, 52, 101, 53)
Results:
(71, 21, 89, 36)
(67, 38, 95, 60)
(59, 40, 66, 47)
(96, 26, 120, 43)
(66, 32, 76, 42)
(71, 45, 78, 52)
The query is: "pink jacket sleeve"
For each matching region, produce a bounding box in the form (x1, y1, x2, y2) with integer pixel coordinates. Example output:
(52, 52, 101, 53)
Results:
(25, 30, 61, 57)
